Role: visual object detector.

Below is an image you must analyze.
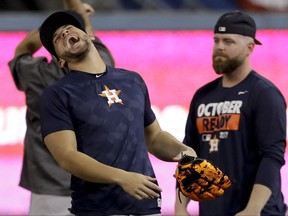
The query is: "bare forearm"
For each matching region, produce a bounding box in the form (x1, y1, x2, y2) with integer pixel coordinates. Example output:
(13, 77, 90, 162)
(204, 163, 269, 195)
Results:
(246, 184, 271, 212)
(63, 0, 83, 12)
(148, 130, 196, 161)
(175, 188, 190, 215)
(59, 149, 126, 184)
(15, 29, 42, 57)
(44, 130, 162, 200)
(44, 130, 123, 184)
(236, 184, 272, 215)
(145, 120, 196, 161)
(63, 0, 94, 36)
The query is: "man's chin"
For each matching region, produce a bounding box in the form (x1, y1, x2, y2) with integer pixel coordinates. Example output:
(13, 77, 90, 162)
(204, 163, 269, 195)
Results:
(215, 70, 224, 75)
(212, 66, 224, 75)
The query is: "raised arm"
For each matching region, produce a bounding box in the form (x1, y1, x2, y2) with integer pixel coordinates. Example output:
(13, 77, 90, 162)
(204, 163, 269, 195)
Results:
(63, 0, 115, 66)
(63, 0, 95, 38)
(14, 29, 42, 57)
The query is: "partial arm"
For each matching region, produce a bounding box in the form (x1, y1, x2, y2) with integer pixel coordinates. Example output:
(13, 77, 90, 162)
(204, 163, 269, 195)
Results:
(174, 97, 199, 214)
(44, 130, 162, 200)
(63, 0, 115, 66)
(145, 120, 197, 162)
(236, 87, 285, 215)
(63, 0, 95, 38)
(174, 188, 191, 216)
(14, 29, 42, 57)
(235, 184, 271, 216)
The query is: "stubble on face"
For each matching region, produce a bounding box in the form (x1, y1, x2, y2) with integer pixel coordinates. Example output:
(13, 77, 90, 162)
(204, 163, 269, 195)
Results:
(61, 35, 92, 63)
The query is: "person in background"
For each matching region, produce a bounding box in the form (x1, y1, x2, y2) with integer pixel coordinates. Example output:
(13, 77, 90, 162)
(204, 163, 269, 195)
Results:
(8, 0, 115, 215)
(174, 11, 287, 216)
(38, 8, 197, 215)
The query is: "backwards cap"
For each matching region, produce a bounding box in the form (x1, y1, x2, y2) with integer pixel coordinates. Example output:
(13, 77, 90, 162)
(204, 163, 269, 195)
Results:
(214, 11, 262, 45)
(40, 10, 86, 58)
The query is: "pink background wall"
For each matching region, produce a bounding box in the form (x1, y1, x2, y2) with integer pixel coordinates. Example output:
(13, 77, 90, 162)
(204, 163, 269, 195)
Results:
(0, 30, 287, 215)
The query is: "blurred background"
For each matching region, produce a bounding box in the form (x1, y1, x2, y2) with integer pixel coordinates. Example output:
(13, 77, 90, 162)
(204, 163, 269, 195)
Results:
(0, 0, 288, 12)
(1, 0, 288, 31)
(0, 0, 288, 215)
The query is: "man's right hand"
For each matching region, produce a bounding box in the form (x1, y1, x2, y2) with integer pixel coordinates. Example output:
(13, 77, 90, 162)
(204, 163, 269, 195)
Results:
(117, 171, 162, 200)
(83, 3, 95, 16)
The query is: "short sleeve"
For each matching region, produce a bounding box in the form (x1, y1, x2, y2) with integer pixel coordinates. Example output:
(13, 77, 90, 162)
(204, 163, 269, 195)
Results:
(40, 85, 74, 138)
(136, 75, 156, 127)
(8, 54, 49, 91)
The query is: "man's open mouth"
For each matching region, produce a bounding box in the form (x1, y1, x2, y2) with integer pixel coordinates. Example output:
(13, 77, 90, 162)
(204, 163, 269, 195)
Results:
(66, 35, 80, 48)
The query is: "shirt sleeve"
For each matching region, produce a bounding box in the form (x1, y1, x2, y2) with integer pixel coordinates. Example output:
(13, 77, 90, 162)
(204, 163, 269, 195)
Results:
(253, 86, 286, 191)
(8, 54, 49, 91)
(135, 74, 156, 127)
(40, 85, 74, 139)
(8, 54, 65, 92)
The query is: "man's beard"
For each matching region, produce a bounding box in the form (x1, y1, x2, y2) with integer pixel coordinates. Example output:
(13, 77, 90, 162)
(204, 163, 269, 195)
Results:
(61, 39, 91, 63)
(212, 54, 243, 75)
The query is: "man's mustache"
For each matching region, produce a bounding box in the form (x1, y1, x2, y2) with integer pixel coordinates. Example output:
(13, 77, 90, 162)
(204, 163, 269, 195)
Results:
(213, 53, 228, 58)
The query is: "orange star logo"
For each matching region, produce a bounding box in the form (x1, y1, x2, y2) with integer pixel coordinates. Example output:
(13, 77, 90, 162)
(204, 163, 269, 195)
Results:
(99, 85, 124, 107)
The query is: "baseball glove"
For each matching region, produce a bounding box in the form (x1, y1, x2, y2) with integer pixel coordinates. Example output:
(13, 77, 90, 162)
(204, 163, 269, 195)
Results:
(175, 155, 232, 201)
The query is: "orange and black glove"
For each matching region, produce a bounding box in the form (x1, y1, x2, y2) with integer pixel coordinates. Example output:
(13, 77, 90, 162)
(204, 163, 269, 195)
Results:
(175, 155, 232, 201)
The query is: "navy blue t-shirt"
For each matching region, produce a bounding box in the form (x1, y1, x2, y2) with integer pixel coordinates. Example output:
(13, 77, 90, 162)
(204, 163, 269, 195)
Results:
(184, 71, 287, 216)
(40, 66, 161, 215)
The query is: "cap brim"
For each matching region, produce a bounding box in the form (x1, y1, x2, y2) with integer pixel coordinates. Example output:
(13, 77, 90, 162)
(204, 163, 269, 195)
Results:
(254, 38, 262, 45)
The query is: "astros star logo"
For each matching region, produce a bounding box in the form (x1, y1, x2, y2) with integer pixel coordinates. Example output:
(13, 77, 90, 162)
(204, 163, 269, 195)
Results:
(209, 135, 219, 153)
(99, 85, 124, 107)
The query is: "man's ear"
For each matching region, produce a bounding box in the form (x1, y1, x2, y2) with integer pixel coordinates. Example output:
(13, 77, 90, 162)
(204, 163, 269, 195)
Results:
(247, 42, 255, 53)
(58, 59, 67, 68)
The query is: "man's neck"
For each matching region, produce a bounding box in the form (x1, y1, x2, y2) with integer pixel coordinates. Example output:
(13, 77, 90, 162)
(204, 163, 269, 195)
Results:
(222, 65, 252, 88)
(68, 49, 106, 74)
